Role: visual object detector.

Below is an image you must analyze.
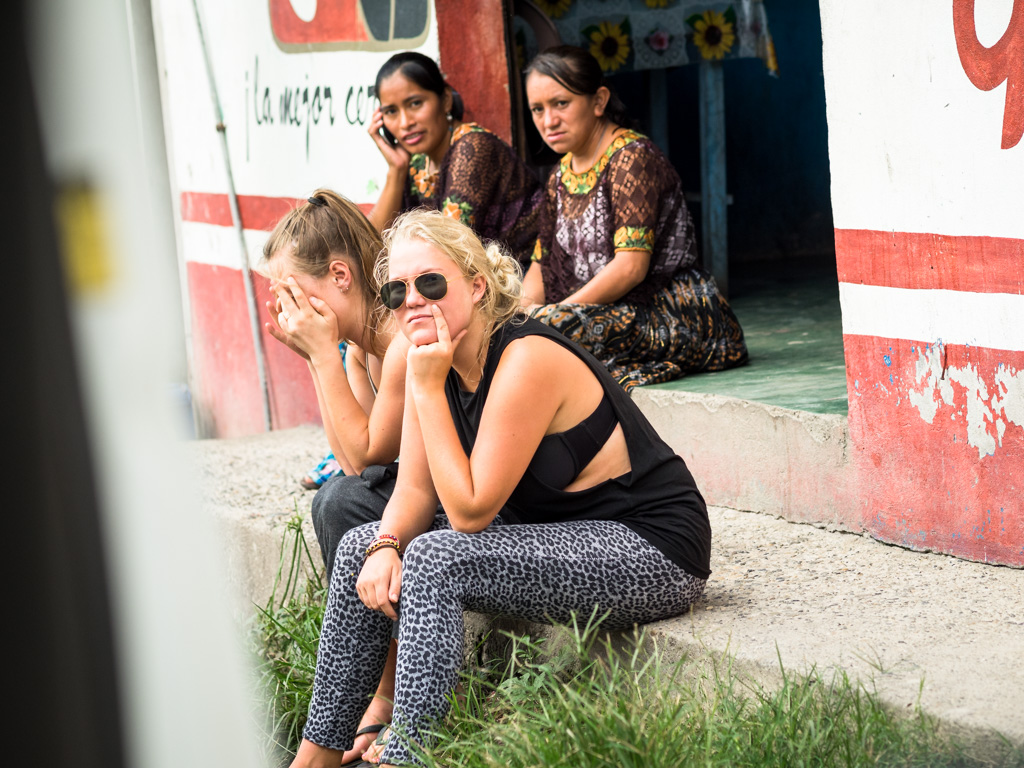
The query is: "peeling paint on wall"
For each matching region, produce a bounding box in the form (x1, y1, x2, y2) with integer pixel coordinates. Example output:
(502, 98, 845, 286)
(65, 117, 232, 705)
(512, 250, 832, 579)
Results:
(907, 342, 1023, 459)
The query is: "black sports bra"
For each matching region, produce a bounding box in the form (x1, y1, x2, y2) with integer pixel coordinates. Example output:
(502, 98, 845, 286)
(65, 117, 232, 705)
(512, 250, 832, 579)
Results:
(524, 395, 618, 490)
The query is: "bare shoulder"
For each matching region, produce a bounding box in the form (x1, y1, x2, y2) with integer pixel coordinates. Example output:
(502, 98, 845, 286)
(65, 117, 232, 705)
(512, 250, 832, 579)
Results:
(493, 333, 589, 387)
(346, 343, 368, 370)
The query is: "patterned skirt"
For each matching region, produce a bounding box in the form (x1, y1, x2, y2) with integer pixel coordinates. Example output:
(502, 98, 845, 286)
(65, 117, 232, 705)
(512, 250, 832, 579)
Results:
(529, 268, 748, 392)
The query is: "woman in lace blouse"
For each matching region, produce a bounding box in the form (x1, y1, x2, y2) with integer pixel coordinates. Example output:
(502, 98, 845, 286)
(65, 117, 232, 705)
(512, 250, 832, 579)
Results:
(367, 51, 543, 272)
(523, 46, 748, 390)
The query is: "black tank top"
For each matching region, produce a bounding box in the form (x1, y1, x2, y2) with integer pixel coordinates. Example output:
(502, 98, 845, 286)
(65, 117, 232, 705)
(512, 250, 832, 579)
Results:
(444, 317, 711, 579)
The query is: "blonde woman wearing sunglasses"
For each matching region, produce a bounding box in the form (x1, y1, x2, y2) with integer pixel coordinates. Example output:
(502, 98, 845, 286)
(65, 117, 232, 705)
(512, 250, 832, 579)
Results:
(290, 210, 711, 768)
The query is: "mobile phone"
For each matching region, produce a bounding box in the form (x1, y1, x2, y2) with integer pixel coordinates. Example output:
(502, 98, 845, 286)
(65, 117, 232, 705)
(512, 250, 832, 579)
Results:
(379, 126, 397, 146)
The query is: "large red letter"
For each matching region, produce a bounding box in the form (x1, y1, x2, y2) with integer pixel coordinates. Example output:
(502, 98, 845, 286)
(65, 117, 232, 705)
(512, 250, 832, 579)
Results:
(953, 0, 1024, 149)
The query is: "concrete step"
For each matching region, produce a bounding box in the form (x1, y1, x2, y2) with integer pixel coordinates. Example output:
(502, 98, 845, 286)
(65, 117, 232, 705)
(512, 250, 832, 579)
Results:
(193, 423, 1024, 760)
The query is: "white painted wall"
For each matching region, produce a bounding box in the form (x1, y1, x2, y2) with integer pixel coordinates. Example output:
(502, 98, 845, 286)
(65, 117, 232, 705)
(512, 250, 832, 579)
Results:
(821, 0, 1024, 239)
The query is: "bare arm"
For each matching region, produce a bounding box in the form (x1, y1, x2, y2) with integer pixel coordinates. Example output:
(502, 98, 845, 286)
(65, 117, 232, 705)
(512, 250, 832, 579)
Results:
(276, 278, 406, 472)
(356, 373, 441, 619)
(408, 307, 595, 532)
(309, 338, 406, 473)
(561, 249, 650, 305)
(306, 358, 358, 476)
(522, 260, 546, 307)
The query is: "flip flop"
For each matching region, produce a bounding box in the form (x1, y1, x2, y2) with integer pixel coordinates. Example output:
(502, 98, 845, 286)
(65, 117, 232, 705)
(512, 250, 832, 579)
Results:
(352, 724, 392, 767)
(340, 723, 387, 767)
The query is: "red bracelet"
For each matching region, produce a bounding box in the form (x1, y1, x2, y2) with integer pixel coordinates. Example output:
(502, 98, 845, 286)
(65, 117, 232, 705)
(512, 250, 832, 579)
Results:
(365, 534, 402, 560)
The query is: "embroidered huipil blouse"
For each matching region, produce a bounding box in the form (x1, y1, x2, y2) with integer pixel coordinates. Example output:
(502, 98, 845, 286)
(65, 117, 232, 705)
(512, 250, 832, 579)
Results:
(533, 130, 699, 305)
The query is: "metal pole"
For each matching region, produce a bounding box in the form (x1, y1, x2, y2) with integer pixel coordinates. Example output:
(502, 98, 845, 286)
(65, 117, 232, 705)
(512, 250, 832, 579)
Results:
(190, 0, 273, 431)
(699, 59, 729, 297)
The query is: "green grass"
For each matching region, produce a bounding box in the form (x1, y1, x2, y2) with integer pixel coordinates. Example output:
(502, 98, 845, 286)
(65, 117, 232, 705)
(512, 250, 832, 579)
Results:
(412, 619, 1022, 768)
(251, 519, 1023, 768)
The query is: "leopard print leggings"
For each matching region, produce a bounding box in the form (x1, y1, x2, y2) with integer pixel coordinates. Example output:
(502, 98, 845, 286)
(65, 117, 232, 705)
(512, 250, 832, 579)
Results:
(303, 515, 707, 765)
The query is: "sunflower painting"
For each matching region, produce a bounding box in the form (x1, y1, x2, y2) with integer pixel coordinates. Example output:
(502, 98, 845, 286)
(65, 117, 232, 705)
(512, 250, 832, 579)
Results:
(584, 19, 632, 72)
(687, 8, 737, 61)
(534, 0, 572, 19)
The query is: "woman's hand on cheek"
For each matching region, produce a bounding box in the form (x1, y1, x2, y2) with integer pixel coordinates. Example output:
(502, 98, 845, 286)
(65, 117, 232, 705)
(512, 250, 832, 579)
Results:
(367, 108, 411, 170)
(280, 279, 340, 363)
(265, 297, 310, 360)
(407, 305, 466, 391)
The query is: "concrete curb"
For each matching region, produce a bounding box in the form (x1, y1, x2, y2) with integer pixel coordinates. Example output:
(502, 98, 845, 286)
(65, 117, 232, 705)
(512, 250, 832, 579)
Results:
(193, 425, 1024, 760)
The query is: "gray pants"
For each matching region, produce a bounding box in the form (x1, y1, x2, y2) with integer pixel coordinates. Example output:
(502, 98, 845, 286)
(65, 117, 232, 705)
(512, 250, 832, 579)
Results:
(303, 516, 707, 765)
(311, 463, 399, 582)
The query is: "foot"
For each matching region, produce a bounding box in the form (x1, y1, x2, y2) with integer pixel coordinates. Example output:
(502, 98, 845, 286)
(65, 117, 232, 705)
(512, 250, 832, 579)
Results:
(339, 723, 385, 765)
(300, 453, 343, 491)
(341, 692, 393, 766)
(289, 738, 345, 768)
(360, 725, 390, 765)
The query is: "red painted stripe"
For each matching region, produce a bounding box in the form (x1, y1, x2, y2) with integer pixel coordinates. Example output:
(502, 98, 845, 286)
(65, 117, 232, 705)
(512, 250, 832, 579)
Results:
(180, 191, 375, 230)
(843, 333, 1023, 567)
(186, 262, 321, 436)
(180, 191, 234, 227)
(835, 229, 1024, 295)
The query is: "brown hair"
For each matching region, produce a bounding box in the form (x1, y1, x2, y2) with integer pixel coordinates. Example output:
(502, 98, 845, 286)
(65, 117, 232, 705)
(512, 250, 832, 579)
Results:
(261, 188, 384, 319)
(524, 45, 635, 129)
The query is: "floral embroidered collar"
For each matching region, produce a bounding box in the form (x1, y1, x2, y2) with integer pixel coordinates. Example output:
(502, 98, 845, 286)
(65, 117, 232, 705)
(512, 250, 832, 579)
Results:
(559, 129, 643, 195)
(408, 123, 489, 198)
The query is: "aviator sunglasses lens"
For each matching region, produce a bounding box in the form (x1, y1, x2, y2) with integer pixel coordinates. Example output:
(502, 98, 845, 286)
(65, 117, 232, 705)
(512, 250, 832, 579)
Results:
(380, 273, 450, 310)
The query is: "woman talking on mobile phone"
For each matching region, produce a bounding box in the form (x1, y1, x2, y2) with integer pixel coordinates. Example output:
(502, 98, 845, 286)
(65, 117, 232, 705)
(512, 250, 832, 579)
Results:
(366, 51, 543, 273)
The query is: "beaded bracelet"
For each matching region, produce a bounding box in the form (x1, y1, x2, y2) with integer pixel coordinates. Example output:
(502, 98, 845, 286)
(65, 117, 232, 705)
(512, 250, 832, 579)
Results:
(365, 533, 402, 560)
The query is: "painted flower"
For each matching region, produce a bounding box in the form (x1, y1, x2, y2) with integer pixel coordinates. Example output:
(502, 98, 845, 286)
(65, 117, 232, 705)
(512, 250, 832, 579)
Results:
(645, 27, 673, 53)
(586, 19, 632, 72)
(534, 0, 572, 19)
(689, 9, 736, 61)
(645, 0, 670, 7)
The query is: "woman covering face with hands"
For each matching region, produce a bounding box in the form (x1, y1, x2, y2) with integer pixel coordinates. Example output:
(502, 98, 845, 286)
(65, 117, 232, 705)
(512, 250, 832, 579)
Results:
(290, 210, 711, 768)
(263, 191, 415, 765)
(262, 189, 411, 480)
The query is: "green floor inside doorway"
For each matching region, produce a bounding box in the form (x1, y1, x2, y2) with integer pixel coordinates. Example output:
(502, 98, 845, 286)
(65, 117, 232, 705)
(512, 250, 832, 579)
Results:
(647, 257, 849, 416)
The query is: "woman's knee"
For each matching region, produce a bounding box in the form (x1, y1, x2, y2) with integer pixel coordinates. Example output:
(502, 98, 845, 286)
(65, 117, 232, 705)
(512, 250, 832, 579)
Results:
(336, 521, 380, 566)
(312, 473, 387, 538)
(402, 530, 465, 582)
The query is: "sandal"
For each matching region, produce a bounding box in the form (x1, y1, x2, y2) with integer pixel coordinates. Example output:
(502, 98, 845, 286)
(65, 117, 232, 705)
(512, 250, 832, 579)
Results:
(340, 723, 387, 766)
(300, 451, 343, 490)
(362, 725, 392, 765)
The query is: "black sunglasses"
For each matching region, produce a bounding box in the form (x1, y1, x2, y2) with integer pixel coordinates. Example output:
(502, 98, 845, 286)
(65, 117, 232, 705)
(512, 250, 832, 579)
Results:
(379, 272, 458, 310)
